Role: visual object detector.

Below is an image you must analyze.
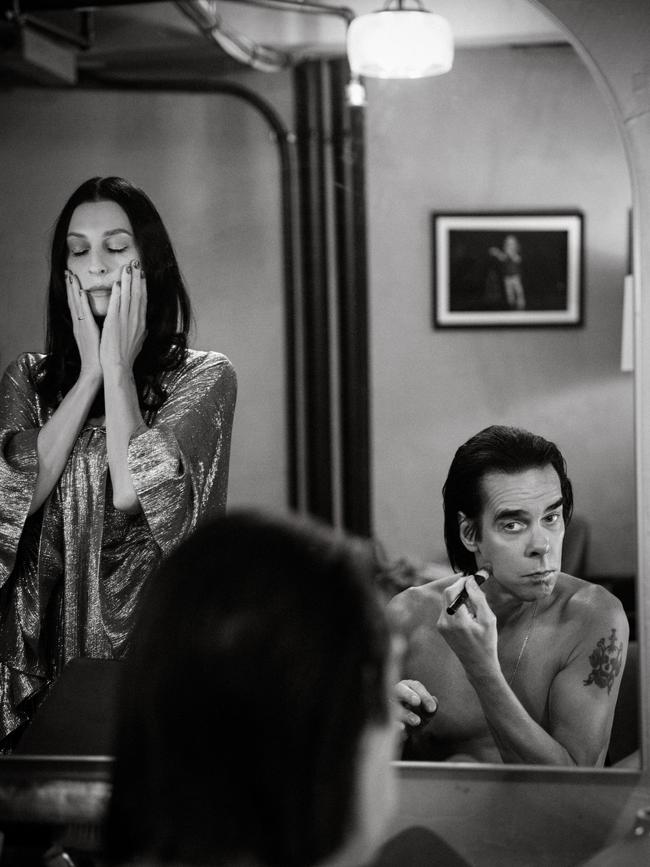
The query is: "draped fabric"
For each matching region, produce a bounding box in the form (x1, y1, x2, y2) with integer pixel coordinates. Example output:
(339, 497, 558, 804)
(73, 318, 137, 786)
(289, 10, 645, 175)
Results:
(0, 349, 236, 742)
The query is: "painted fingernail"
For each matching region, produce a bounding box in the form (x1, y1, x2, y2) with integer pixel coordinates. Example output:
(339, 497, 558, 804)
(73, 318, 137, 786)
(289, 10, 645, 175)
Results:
(126, 264, 132, 274)
(140, 269, 145, 278)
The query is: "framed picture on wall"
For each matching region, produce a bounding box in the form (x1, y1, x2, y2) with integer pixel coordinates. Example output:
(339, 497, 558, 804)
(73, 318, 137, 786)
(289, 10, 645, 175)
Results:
(432, 211, 584, 327)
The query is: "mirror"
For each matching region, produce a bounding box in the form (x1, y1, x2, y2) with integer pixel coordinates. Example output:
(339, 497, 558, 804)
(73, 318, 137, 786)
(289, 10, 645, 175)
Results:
(0, 0, 642, 779)
(364, 33, 637, 767)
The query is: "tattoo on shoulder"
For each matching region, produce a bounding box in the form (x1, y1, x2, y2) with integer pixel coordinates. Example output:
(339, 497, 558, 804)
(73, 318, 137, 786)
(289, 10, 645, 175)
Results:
(583, 628, 624, 694)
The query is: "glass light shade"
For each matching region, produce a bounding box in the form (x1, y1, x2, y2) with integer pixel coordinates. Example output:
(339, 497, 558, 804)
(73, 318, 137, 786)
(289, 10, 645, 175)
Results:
(347, 10, 453, 79)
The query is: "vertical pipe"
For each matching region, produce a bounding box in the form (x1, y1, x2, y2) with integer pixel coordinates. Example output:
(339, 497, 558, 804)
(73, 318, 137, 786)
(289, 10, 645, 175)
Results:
(329, 59, 372, 537)
(294, 60, 334, 523)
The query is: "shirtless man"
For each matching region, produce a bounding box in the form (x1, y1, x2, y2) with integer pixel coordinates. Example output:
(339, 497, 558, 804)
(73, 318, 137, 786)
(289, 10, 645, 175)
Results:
(389, 425, 628, 766)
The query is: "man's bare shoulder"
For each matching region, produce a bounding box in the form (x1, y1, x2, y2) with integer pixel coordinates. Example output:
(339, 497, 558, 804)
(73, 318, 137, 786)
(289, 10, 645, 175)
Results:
(387, 574, 460, 628)
(553, 573, 628, 634)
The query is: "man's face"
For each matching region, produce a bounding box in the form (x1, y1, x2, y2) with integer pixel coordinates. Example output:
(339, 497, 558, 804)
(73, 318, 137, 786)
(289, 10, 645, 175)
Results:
(467, 465, 565, 601)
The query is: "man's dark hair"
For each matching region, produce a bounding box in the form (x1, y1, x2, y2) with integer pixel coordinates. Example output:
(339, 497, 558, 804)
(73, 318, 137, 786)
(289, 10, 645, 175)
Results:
(443, 425, 573, 575)
(105, 510, 390, 867)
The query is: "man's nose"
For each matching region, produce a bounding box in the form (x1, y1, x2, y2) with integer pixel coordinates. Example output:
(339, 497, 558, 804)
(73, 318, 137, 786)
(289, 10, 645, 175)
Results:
(527, 528, 550, 557)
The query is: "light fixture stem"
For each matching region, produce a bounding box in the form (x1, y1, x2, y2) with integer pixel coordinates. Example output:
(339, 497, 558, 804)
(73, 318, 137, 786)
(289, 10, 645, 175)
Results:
(383, 0, 426, 9)
(230, 0, 355, 26)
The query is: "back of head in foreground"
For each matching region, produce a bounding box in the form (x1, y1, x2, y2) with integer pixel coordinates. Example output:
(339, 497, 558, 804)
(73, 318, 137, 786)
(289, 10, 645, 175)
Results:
(443, 424, 574, 575)
(105, 510, 396, 867)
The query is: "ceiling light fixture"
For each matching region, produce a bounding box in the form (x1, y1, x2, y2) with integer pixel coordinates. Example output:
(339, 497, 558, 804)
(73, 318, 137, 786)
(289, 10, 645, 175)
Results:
(347, 0, 454, 79)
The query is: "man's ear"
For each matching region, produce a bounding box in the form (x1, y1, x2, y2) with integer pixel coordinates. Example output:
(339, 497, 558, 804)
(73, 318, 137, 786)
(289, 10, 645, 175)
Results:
(458, 512, 480, 552)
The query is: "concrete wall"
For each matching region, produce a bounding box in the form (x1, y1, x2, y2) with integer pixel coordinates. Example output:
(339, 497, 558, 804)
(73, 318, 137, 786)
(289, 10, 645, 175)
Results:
(366, 45, 634, 577)
(0, 70, 293, 512)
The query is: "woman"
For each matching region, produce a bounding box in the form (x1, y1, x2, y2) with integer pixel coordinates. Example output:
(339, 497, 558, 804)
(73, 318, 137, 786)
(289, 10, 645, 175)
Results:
(0, 177, 236, 748)
(105, 510, 399, 867)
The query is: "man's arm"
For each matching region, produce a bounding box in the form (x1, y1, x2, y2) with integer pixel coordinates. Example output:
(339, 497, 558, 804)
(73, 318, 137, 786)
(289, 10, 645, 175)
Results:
(438, 576, 628, 766)
(545, 594, 628, 766)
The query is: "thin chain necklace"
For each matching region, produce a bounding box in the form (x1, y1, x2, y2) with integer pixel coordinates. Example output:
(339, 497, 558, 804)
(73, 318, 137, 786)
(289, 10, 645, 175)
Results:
(507, 601, 538, 686)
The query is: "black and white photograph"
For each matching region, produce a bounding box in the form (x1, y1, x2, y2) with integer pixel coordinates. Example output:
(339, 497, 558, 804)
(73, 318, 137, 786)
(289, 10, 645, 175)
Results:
(433, 212, 584, 327)
(0, 1, 648, 866)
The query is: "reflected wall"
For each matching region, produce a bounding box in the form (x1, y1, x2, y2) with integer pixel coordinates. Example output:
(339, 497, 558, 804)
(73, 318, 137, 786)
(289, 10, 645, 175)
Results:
(366, 45, 634, 577)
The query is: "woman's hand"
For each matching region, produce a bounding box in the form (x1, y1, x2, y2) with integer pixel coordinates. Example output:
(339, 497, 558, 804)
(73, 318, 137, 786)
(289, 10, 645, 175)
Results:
(100, 261, 148, 374)
(437, 575, 499, 678)
(393, 679, 438, 731)
(65, 271, 102, 383)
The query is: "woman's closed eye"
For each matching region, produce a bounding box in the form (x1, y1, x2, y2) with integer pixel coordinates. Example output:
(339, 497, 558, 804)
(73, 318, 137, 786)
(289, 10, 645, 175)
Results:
(68, 245, 129, 257)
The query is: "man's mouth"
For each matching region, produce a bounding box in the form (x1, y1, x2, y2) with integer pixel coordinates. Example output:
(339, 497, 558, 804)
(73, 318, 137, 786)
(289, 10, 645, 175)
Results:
(523, 569, 556, 578)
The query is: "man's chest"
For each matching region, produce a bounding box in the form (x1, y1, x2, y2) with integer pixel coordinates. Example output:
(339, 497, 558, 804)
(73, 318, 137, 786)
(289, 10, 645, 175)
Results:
(403, 619, 562, 738)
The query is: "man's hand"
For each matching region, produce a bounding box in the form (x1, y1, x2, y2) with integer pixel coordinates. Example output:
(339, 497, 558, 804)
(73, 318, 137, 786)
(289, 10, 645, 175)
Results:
(437, 574, 500, 678)
(393, 679, 438, 731)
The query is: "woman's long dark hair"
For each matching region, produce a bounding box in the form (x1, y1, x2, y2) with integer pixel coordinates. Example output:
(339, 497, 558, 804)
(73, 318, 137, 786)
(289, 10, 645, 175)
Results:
(36, 177, 192, 420)
(105, 511, 391, 867)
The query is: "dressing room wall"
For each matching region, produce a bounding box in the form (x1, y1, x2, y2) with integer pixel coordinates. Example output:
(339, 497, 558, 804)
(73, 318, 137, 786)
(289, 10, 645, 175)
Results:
(367, 45, 633, 576)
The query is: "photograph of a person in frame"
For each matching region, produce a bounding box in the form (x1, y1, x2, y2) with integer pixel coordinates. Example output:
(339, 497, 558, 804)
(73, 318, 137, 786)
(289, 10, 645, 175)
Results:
(447, 228, 569, 314)
(489, 234, 526, 310)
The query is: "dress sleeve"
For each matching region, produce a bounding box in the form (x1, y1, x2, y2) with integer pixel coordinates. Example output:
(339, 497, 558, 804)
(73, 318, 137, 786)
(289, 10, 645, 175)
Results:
(0, 356, 41, 588)
(127, 351, 237, 556)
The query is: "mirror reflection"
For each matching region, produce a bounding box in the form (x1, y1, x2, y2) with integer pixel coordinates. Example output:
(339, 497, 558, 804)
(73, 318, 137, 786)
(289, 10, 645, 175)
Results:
(365, 39, 637, 767)
(0, 65, 290, 753)
(0, 0, 639, 772)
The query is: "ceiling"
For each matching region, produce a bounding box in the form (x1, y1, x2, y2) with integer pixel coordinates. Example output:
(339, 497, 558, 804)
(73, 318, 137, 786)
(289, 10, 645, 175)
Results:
(0, 0, 567, 85)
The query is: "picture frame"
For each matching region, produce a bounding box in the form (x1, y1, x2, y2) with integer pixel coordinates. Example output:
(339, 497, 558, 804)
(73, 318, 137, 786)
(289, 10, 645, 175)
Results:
(432, 211, 584, 328)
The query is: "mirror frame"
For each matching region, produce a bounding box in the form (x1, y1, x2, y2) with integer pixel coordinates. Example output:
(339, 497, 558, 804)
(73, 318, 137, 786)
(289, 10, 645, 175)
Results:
(0, 2, 648, 864)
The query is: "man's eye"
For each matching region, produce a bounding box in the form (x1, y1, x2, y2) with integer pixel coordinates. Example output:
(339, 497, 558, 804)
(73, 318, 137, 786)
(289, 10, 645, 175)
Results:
(544, 513, 562, 525)
(502, 521, 524, 532)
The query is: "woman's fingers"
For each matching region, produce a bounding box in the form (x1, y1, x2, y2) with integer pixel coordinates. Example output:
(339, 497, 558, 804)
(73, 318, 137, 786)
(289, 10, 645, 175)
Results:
(120, 260, 146, 336)
(119, 263, 131, 329)
(65, 270, 81, 321)
(75, 274, 94, 321)
(65, 270, 93, 324)
(138, 269, 147, 332)
(100, 259, 147, 371)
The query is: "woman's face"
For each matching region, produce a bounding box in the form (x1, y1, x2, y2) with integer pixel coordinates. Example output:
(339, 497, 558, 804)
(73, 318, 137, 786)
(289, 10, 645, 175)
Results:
(66, 200, 141, 317)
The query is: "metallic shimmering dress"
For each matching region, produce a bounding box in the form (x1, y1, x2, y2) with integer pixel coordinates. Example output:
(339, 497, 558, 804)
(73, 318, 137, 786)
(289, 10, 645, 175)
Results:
(0, 349, 236, 742)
